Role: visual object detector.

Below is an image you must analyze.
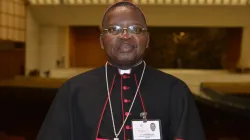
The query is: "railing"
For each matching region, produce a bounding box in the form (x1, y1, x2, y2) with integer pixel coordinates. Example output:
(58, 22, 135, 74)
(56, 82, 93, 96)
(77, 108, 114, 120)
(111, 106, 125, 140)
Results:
(200, 83, 250, 117)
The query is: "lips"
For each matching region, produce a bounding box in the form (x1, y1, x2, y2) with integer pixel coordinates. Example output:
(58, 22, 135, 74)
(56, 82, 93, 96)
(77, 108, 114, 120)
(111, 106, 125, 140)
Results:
(118, 43, 135, 53)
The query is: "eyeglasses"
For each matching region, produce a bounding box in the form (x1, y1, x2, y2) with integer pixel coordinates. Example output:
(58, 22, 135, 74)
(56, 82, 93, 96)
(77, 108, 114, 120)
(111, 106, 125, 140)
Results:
(102, 25, 147, 35)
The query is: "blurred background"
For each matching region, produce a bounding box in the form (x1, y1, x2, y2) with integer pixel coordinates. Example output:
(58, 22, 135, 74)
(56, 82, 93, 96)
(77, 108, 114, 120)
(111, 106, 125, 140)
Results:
(0, 0, 250, 140)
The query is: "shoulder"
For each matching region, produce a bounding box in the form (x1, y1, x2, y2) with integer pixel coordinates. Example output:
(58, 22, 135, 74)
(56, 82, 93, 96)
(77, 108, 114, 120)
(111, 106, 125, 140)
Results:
(145, 67, 191, 95)
(51, 67, 105, 102)
(70, 66, 104, 81)
(61, 66, 105, 89)
(146, 67, 186, 86)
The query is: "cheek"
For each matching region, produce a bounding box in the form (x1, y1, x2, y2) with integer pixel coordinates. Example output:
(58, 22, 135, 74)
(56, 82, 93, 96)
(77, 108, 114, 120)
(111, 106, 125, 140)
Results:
(103, 36, 116, 51)
(136, 36, 148, 50)
(103, 36, 113, 45)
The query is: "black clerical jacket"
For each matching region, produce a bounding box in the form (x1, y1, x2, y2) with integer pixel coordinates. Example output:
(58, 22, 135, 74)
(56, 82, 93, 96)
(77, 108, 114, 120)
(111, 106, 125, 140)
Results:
(36, 63, 206, 140)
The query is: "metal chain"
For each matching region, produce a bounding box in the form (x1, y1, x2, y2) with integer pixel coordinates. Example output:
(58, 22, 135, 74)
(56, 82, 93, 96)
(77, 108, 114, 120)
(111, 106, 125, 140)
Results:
(105, 61, 146, 139)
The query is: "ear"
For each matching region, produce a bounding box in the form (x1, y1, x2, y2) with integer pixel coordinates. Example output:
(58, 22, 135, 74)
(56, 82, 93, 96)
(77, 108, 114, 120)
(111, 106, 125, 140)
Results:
(100, 34, 104, 49)
(146, 32, 150, 49)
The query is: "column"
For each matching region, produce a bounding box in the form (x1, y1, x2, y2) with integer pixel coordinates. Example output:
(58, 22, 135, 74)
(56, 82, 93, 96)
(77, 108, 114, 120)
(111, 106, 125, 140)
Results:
(25, 7, 40, 75)
(237, 26, 250, 68)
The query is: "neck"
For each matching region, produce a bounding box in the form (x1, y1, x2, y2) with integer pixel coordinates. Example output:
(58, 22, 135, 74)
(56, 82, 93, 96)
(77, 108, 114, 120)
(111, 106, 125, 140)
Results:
(108, 59, 143, 70)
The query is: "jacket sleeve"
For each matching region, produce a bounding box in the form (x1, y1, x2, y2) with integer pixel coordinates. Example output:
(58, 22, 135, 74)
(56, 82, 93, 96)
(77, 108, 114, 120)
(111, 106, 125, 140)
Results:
(36, 81, 73, 140)
(169, 80, 206, 140)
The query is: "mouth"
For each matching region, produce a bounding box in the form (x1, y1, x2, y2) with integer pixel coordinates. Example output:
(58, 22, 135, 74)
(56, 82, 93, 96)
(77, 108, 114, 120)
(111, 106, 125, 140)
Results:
(117, 43, 136, 53)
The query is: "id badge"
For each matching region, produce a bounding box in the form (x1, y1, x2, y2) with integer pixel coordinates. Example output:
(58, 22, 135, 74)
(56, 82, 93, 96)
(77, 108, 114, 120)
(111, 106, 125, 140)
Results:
(132, 119, 162, 140)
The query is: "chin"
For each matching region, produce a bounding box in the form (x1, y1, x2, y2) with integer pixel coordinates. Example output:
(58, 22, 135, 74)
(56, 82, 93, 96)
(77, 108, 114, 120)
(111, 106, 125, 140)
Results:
(110, 53, 141, 66)
(117, 56, 134, 62)
(117, 59, 138, 66)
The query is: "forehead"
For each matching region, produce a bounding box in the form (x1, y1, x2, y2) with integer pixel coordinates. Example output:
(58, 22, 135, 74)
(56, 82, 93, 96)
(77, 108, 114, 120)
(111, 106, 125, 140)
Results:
(104, 6, 145, 27)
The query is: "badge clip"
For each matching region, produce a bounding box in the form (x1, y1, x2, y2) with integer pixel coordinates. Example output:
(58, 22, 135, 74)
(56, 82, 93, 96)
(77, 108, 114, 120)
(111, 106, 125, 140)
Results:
(140, 112, 148, 123)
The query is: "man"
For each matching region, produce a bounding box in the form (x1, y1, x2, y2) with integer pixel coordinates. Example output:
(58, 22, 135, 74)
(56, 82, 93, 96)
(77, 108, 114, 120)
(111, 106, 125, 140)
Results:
(37, 1, 206, 140)
(150, 123, 156, 131)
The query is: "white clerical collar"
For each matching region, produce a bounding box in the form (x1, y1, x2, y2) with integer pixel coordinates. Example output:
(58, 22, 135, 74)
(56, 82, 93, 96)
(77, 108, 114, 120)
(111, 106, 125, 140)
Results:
(108, 60, 143, 75)
(118, 69, 131, 75)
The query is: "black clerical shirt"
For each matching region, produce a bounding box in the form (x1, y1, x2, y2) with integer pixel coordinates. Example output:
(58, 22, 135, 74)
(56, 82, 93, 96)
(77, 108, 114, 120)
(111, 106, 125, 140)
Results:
(36, 62, 206, 140)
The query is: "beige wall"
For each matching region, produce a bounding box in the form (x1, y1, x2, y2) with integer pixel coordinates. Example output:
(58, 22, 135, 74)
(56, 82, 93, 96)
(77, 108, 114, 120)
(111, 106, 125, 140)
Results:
(26, 5, 250, 75)
(238, 27, 250, 68)
(26, 8, 69, 76)
(39, 26, 69, 75)
(26, 7, 40, 75)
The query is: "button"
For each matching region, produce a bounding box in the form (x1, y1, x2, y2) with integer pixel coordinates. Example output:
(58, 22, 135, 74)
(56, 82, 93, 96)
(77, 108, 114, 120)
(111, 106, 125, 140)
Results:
(125, 112, 131, 116)
(122, 75, 130, 79)
(125, 125, 132, 130)
(124, 99, 131, 103)
(123, 86, 130, 90)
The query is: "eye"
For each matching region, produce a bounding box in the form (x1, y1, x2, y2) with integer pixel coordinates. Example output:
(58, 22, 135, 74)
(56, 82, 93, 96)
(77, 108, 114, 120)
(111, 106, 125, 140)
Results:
(107, 26, 121, 35)
(129, 25, 144, 34)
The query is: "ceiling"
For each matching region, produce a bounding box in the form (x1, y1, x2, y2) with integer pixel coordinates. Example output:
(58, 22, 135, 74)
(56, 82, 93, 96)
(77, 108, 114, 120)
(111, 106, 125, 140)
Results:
(28, 0, 250, 5)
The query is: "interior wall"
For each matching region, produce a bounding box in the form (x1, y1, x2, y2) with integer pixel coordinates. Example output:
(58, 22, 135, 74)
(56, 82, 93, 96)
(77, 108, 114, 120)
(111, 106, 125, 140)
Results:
(224, 28, 242, 69)
(143, 27, 242, 69)
(39, 26, 59, 73)
(69, 26, 107, 68)
(39, 26, 69, 75)
(58, 27, 70, 68)
(0, 48, 25, 80)
(238, 27, 250, 68)
(25, 7, 40, 75)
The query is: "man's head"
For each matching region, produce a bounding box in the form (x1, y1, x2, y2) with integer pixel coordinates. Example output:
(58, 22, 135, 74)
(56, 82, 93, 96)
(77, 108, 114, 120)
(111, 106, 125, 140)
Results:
(150, 123, 156, 131)
(100, 1, 150, 69)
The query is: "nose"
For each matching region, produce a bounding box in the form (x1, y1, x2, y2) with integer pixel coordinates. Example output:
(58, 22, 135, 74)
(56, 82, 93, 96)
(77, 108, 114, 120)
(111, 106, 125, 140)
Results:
(119, 29, 131, 39)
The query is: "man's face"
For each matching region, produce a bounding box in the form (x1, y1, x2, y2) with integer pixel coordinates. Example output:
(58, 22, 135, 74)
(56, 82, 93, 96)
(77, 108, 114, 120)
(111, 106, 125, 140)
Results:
(100, 6, 149, 67)
(150, 123, 156, 131)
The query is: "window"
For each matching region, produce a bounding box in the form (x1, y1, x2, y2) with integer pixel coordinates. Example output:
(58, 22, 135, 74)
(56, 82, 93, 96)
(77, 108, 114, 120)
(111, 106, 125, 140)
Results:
(0, 0, 26, 42)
